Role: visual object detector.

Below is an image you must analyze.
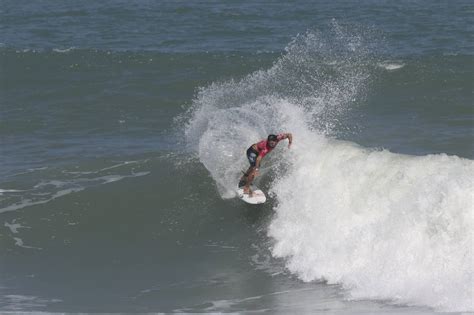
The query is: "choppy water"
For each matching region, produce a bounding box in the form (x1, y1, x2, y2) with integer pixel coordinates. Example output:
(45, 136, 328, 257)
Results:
(1, 1, 473, 313)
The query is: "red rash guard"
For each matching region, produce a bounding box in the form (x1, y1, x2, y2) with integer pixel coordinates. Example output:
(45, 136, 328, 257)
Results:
(255, 134, 284, 158)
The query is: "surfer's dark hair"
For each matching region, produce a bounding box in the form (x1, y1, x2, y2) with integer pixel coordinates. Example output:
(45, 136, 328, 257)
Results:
(267, 134, 278, 142)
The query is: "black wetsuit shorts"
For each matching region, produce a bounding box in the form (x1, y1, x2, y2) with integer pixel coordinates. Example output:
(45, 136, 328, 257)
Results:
(246, 146, 259, 167)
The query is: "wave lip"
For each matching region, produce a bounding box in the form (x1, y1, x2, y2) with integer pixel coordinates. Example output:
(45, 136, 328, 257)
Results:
(269, 139, 474, 312)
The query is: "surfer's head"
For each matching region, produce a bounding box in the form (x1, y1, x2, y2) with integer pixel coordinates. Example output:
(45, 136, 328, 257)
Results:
(267, 134, 278, 148)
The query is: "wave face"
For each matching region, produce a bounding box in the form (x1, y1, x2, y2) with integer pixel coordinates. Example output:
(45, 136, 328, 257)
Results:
(184, 25, 474, 311)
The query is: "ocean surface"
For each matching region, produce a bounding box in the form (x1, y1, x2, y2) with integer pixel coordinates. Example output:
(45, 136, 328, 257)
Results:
(1, 1, 473, 313)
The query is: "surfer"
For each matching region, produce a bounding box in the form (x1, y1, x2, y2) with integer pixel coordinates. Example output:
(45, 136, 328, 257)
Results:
(239, 133, 293, 196)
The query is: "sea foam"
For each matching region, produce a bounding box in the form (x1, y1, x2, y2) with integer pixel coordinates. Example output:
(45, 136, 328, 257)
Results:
(268, 130, 473, 311)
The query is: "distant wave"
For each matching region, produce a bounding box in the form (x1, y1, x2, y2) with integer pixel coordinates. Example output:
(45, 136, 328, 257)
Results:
(52, 47, 76, 53)
(0, 160, 150, 214)
(0, 294, 62, 311)
(378, 61, 405, 70)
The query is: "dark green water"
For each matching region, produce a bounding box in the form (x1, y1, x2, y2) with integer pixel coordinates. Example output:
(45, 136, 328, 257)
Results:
(1, 1, 472, 313)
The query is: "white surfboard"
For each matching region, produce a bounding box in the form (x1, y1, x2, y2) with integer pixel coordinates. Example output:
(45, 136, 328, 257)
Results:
(237, 186, 266, 204)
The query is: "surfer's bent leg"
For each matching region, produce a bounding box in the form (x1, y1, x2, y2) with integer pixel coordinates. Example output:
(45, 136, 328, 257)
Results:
(239, 166, 253, 187)
(242, 147, 258, 195)
(244, 167, 257, 196)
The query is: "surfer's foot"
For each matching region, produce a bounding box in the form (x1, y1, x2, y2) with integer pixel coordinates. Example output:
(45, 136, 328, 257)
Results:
(243, 187, 253, 197)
